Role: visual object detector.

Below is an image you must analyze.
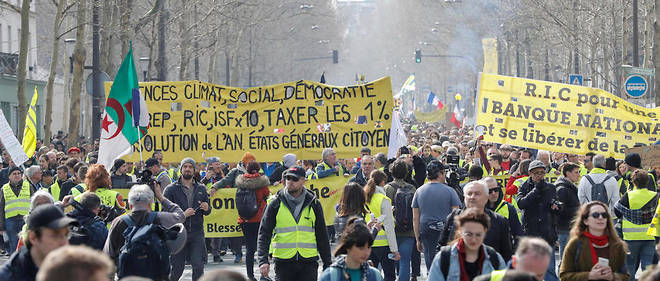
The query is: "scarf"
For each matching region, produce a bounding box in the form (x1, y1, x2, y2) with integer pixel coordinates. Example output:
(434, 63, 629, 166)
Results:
(582, 231, 609, 265)
(456, 238, 485, 281)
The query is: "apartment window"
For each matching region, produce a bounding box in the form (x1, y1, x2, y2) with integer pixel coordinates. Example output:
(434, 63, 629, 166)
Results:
(7, 25, 11, 53)
(0, 24, 3, 52)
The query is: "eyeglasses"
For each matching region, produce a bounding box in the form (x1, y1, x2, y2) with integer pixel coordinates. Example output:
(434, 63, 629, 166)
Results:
(488, 188, 499, 194)
(531, 171, 545, 176)
(285, 176, 301, 182)
(590, 212, 608, 219)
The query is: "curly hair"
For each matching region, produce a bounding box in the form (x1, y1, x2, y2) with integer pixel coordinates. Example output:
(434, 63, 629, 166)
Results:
(85, 164, 111, 192)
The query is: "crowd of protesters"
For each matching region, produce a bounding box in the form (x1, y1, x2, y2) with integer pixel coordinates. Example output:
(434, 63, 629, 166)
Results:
(0, 119, 660, 281)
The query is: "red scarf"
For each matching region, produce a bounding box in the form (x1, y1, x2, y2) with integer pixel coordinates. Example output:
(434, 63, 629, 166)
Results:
(582, 231, 609, 265)
(456, 238, 485, 281)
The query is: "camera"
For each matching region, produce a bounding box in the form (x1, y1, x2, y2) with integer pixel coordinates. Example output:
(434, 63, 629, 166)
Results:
(97, 204, 125, 224)
(127, 169, 156, 190)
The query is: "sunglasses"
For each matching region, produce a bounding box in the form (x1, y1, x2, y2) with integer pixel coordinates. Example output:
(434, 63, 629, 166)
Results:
(488, 188, 499, 194)
(285, 176, 301, 182)
(590, 212, 608, 219)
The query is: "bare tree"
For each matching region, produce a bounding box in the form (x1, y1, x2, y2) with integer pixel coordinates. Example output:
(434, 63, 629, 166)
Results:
(68, 0, 87, 146)
(43, 0, 67, 145)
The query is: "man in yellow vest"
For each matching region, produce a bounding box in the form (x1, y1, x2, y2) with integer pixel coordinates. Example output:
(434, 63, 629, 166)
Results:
(0, 167, 35, 254)
(616, 170, 657, 276)
(474, 237, 553, 281)
(484, 177, 522, 246)
(48, 165, 70, 201)
(146, 158, 172, 191)
(257, 166, 331, 281)
(315, 148, 348, 179)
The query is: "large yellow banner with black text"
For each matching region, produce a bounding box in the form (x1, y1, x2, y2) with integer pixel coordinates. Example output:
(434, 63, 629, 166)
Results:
(476, 73, 659, 158)
(105, 78, 394, 163)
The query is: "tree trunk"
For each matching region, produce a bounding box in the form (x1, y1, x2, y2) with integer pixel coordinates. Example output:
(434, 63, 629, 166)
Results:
(15, 0, 30, 142)
(44, 0, 66, 146)
(119, 0, 132, 58)
(655, 0, 660, 106)
(624, 0, 629, 66)
(100, 0, 116, 77)
(68, 0, 87, 146)
(156, 0, 168, 81)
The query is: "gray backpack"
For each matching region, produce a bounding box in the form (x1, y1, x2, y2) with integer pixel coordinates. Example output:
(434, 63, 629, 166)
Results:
(586, 175, 612, 204)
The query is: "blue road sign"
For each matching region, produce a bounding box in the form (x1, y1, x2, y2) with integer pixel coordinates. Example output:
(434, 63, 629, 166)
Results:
(624, 75, 648, 97)
(569, 74, 583, 85)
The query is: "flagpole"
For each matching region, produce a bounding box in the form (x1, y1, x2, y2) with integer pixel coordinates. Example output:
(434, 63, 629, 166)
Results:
(136, 127, 144, 164)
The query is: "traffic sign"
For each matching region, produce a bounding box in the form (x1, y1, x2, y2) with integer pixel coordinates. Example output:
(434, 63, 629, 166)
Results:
(624, 75, 648, 98)
(569, 74, 583, 86)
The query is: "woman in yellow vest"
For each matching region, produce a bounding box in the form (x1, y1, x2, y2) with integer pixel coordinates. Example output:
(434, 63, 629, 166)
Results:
(76, 164, 126, 211)
(614, 170, 657, 277)
(364, 170, 399, 281)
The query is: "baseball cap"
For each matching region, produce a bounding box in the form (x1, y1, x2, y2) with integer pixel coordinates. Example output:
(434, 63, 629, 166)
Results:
(284, 166, 306, 179)
(28, 204, 78, 231)
(528, 160, 546, 172)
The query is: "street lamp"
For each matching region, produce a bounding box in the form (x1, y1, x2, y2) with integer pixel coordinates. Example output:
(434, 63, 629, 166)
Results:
(64, 38, 76, 73)
(139, 57, 150, 81)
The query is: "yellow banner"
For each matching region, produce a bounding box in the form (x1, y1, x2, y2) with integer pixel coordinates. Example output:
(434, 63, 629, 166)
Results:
(476, 73, 659, 158)
(106, 78, 394, 163)
(482, 38, 498, 74)
(414, 109, 447, 123)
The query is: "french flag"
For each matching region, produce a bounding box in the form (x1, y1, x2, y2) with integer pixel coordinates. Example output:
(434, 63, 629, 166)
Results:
(450, 104, 463, 128)
(426, 91, 444, 110)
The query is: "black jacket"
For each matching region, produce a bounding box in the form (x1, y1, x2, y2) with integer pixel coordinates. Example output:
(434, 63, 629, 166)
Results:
(163, 178, 211, 234)
(67, 207, 108, 250)
(269, 165, 289, 185)
(257, 188, 332, 268)
(555, 176, 579, 232)
(517, 178, 558, 244)
(437, 208, 513, 261)
(348, 169, 368, 187)
(0, 246, 38, 281)
(486, 190, 523, 238)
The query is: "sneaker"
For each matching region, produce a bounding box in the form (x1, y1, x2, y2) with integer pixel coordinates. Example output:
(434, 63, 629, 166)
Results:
(213, 255, 223, 263)
(219, 250, 227, 256)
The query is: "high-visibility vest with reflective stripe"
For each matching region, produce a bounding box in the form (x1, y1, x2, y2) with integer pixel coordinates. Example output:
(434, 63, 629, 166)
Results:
(495, 199, 521, 223)
(74, 187, 118, 207)
(2, 182, 30, 218)
(71, 183, 86, 197)
(623, 189, 656, 240)
(323, 162, 344, 177)
(49, 180, 62, 201)
(157, 170, 172, 185)
(490, 270, 506, 281)
(365, 193, 390, 247)
(272, 200, 318, 259)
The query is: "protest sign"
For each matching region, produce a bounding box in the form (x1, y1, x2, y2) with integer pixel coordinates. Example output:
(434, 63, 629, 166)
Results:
(0, 110, 29, 167)
(203, 175, 347, 238)
(476, 73, 660, 158)
(626, 145, 660, 168)
(105, 78, 394, 163)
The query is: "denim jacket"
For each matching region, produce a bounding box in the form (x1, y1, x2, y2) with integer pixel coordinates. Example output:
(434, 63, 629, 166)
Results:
(428, 243, 506, 281)
(319, 255, 383, 281)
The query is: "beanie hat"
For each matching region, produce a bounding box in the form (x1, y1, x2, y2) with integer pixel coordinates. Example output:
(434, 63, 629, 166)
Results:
(8, 166, 22, 176)
(242, 152, 256, 166)
(282, 153, 297, 168)
(625, 153, 642, 169)
(180, 157, 196, 170)
(111, 159, 126, 173)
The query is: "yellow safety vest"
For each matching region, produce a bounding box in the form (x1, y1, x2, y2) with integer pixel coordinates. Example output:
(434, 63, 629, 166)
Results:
(272, 200, 318, 259)
(495, 200, 510, 219)
(623, 189, 656, 241)
(74, 187, 118, 207)
(490, 270, 506, 281)
(49, 180, 62, 201)
(365, 193, 391, 247)
(71, 183, 86, 197)
(157, 170, 172, 185)
(2, 182, 30, 218)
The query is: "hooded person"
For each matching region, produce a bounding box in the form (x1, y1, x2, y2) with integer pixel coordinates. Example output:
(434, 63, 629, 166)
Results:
(269, 153, 297, 185)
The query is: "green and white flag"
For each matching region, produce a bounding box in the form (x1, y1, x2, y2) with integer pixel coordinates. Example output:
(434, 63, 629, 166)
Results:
(98, 43, 149, 171)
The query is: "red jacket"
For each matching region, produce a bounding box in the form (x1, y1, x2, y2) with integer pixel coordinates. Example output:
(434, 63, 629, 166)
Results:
(236, 174, 271, 224)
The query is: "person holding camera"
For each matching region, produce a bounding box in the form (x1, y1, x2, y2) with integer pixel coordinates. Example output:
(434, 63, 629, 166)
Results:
(146, 157, 173, 191)
(517, 160, 560, 281)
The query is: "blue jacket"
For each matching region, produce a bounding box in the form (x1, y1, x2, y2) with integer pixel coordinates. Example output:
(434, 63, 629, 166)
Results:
(163, 179, 211, 234)
(319, 255, 383, 281)
(428, 243, 505, 281)
(0, 246, 38, 281)
(67, 208, 108, 250)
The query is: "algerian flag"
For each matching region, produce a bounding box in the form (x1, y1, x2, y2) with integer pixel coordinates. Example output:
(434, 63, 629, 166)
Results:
(98, 43, 149, 171)
(22, 87, 38, 158)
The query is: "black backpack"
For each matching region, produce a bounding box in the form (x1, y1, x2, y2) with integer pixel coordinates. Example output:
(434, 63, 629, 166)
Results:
(236, 187, 259, 220)
(440, 245, 500, 279)
(117, 212, 172, 280)
(68, 201, 102, 248)
(586, 175, 612, 204)
(393, 183, 415, 232)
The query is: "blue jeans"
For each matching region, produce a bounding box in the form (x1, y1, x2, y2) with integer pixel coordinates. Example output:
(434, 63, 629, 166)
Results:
(557, 230, 570, 270)
(419, 228, 441, 271)
(626, 240, 655, 280)
(397, 237, 415, 281)
(544, 246, 559, 281)
(5, 216, 24, 254)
